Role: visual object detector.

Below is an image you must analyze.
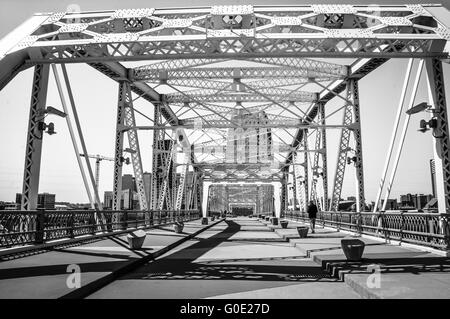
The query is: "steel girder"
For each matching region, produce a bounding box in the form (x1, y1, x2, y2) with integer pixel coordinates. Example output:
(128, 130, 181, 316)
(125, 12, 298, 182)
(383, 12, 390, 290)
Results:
(351, 80, 366, 212)
(20, 64, 49, 210)
(425, 58, 450, 213)
(320, 103, 329, 211)
(330, 83, 353, 212)
(310, 123, 322, 210)
(2, 5, 449, 65)
(330, 79, 365, 212)
(112, 81, 148, 213)
(132, 66, 345, 81)
(308, 102, 329, 211)
(164, 88, 317, 103)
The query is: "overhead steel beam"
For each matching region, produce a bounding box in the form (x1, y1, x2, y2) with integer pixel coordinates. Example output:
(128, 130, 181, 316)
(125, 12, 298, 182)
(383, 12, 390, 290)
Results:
(4, 4, 448, 64)
(132, 66, 345, 81)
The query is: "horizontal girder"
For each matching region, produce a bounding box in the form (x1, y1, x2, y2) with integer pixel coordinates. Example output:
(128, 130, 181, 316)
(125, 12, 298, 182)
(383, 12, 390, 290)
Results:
(164, 88, 317, 103)
(1, 4, 449, 65)
(132, 65, 346, 81)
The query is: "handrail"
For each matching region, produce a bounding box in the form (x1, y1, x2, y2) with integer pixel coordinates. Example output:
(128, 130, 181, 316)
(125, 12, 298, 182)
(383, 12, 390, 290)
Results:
(0, 209, 201, 250)
(284, 210, 450, 251)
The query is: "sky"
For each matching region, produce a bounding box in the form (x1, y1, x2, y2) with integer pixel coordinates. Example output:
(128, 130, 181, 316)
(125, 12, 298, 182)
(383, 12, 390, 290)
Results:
(0, 0, 449, 205)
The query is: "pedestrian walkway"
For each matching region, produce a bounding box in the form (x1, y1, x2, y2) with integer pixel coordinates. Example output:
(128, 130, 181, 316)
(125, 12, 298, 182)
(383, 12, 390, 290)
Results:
(0, 219, 218, 298)
(277, 218, 450, 299)
(2, 216, 448, 299)
(89, 218, 360, 299)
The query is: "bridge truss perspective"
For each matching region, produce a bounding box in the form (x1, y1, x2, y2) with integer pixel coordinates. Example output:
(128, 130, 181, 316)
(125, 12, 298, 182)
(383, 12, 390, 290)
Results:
(0, 4, 450, 250)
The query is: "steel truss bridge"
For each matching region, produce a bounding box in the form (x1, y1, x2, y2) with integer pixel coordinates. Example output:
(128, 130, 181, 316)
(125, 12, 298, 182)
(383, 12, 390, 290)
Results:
(1, 4, 450, 252)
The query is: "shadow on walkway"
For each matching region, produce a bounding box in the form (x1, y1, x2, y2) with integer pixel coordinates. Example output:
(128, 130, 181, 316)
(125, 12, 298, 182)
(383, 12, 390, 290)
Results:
(118, 220, 335, 282)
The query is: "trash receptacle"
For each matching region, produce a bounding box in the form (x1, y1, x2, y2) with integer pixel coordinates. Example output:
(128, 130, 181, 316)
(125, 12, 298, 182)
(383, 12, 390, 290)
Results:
(341, 239, 365, 261)
(173, 222, 184, 233)
(127, 230, 146, 249)
(297, 226, 309, 238)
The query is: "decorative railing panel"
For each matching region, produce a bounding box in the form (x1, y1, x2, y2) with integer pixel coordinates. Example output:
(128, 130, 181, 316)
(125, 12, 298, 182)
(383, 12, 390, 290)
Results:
(285, 210, 450, 250)
(0, 210, 200, 249)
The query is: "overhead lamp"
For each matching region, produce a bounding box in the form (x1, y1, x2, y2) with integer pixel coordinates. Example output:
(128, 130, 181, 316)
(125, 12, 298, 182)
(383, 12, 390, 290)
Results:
(406, 102, 432, 115)
(45, 106, 67, 118)
(124, 148, 136, 154)
(38, 106, 67, 118)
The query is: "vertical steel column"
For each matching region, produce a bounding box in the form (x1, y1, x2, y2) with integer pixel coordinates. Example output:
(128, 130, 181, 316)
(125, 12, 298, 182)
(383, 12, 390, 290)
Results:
(293, 151, 304, 211)
(350, 79, 365, 213)
(280, 169, 288, 217)
(330, 82, 353, 211)
(303, 130, 309, 209)
(320, 102, 329, 211)
(151, 104, 162, 210)
(21, 64, 49, 210)
(425, 58, 450, 214)
(291, 164, 297, 211)
(122, 82, 148, 211)
(112, 82, 125, 212)
(310, 125, 322, 210)
(197, 173, 204, 214)
(225, 185, 229, 212)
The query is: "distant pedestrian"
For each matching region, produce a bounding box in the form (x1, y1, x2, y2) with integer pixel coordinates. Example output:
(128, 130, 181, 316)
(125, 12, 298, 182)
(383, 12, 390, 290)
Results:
(307, 200, 318, 233)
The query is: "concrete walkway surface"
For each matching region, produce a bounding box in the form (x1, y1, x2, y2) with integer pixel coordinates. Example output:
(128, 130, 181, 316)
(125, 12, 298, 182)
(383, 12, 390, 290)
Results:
(1, 216, 448, 299)
(0, 218, 219, 298)
(89, 218, 360, 299)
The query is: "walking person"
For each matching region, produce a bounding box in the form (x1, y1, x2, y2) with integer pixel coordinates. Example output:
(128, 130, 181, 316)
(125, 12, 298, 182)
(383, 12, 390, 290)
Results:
(307, 200, 318, 233)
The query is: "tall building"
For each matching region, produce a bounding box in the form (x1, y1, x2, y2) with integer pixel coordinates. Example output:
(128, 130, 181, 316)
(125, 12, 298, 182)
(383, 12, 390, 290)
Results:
(381, 198, 398, 210)
(15, 193, 55, 210)
(143, 172, 152, 208)
(225, 110, 273, 163)
(103, 191, 113, 209)
(122, 174, 136, 191)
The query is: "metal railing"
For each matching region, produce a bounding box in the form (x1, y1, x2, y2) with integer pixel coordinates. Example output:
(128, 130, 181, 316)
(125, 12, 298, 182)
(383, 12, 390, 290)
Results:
(0, 210, 200, 250)
(284, 210, 450, 251)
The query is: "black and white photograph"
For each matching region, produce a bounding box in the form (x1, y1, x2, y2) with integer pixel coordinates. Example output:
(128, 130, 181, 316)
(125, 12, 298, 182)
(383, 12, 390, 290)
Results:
(0, 0, 449, 310)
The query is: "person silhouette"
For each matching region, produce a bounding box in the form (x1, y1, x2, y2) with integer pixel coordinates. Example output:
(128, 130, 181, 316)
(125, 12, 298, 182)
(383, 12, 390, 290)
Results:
(307, 200, 318, 233)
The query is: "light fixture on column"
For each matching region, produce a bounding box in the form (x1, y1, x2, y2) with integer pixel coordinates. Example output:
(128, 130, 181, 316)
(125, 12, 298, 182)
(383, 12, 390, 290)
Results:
(37, 106, 67, 136)
(406, 102, 432, 115)
(407, 102, 442, 138)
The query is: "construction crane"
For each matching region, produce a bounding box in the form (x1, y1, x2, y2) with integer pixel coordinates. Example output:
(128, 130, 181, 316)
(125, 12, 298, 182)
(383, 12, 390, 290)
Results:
(79, 154, 114, 193)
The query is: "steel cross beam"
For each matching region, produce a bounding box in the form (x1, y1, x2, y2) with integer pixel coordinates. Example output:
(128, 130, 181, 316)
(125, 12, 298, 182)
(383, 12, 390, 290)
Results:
(132, 66, 345, 81)
(164, 88, 317, 103)
(2, 4, 449, 66)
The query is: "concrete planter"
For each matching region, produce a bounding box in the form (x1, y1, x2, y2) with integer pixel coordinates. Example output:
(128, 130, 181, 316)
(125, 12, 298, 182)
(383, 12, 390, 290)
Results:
(297, 226, 309, 238)
(173, 222, 184, 233)
(201, 217, 209, 225)
(280, 220, 289, 229)
(341, 239, 365, 261)
(271, 217, 279, 225)
(127, 230, 146, 249)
